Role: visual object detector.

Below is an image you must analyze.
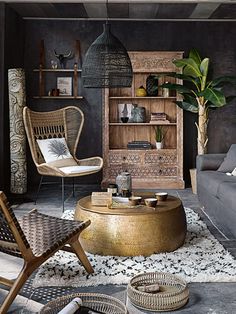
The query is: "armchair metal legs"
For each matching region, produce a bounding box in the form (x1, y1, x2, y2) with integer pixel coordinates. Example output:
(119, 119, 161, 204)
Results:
(61, 177, 65, 212)
(72, 177, 75, 197)
(35, 176, 74, 211)
(35, 176, 43, 205)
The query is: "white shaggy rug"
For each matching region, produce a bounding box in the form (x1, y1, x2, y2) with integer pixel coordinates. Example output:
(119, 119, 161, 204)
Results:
(32, 208, 236, 288)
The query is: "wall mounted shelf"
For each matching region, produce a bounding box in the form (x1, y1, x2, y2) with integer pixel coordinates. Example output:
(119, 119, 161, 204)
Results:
(33, 69, 82, 73)
(33, 96, 83, 99)
(33, 39, 82, 99)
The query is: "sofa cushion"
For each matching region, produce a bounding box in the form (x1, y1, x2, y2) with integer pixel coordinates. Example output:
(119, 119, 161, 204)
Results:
(197, 170, 236, 196)
(217, 144, 236, 172)
(218, 182, 236, 211)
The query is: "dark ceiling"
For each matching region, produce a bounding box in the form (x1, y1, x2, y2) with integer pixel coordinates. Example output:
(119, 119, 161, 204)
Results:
(7, 2, 236, 20)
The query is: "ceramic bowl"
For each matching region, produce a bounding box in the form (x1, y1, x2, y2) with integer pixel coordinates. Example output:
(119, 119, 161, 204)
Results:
(121, 117, 129, 123)
(144, 198, 157, 208)
(155, 192, 168, 201)
(129, 196, 142, 206)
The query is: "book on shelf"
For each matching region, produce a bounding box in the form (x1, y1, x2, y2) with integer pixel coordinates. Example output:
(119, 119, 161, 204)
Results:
(149, 120, 171, 124)
(150, 112, 171, 124)
(151, 112, 166, 118)
(127, 141, 152, 150)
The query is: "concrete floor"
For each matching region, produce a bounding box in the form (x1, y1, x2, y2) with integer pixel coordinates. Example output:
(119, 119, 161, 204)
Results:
(0, 184, 236, 313)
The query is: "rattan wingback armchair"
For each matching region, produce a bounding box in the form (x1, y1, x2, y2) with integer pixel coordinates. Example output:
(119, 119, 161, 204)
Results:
(0, 191, 93, 314)
(23, 106, 103, 211)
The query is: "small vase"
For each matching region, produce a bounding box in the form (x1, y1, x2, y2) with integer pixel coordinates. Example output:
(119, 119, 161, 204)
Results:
(130, 105, 146, 123)
(136, 86, 147, 97)
(156, 142, 163, 149)
(146, 75, 158, 96)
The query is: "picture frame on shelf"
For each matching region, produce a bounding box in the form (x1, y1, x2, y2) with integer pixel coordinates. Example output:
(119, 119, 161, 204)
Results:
(57, 77, 72, 96)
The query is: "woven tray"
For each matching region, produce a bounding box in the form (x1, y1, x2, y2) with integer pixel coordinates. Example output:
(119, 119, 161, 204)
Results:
(127, 272, 189, 312)
(40, 293, 127, 314)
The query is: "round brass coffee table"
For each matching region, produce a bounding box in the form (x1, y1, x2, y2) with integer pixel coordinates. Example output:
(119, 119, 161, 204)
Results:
(75, 194, 186, 257)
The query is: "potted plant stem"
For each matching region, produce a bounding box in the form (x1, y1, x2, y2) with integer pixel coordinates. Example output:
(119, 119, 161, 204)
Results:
(162, 48, 236, 192)
(154, 126, 168, 149)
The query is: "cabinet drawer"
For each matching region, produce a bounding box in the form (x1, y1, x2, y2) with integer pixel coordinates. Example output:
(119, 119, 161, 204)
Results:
(106, 165, 177, 178)
(129, 166, 177, 177)
(144, 150, 177, 164)
(108, 150, 177, 166)
(109, 151, 141, 165)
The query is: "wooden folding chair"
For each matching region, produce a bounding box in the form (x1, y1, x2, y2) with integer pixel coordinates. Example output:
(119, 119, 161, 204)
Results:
(0, 191, 93, 313)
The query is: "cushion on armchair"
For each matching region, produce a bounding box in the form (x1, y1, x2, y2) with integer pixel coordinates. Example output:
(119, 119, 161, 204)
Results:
(59, 165, 101, 174)
(37, 138, 73, 163)
(217, 144, 236, 172)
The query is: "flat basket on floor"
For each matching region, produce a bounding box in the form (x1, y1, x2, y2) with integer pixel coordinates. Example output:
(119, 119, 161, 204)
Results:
(127, 272, 189, 312)
(39, 292, 127, 314)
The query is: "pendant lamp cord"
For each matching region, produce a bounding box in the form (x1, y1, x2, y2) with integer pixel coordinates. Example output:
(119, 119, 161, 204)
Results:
(106, 0, 109, 25)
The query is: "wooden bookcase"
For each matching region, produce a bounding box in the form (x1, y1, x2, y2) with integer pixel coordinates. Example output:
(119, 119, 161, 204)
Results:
(102, 51, 185, 189)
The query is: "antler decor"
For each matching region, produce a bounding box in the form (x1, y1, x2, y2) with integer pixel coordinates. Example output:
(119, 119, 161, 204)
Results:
(54, 50, 72, 68)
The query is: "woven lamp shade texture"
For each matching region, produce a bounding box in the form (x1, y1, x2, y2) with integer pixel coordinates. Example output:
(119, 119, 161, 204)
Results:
(82, 23, 133, 88)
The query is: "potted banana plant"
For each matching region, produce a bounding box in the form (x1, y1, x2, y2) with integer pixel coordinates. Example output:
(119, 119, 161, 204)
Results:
(162, 48, 236, 192)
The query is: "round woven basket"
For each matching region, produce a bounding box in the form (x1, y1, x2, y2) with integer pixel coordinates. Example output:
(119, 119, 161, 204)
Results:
(127, 272, 189, 312)
(40, 293, 127, 314)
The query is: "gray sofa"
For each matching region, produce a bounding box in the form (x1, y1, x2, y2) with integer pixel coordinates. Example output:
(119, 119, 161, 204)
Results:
(197, 152, 236, 238)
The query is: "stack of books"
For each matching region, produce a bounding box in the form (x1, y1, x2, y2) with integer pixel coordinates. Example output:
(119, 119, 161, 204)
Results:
(150, 112, 170, 124)
(127, 141, 152, 150)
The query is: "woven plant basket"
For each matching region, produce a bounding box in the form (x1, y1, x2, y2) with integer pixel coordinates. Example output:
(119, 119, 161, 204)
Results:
(40, 293, 127, 314)
(127, 272, 189, 312)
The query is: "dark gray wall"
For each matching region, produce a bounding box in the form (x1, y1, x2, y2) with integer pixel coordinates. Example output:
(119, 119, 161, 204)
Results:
(24, 20, 236, 187)
(1, 17, 235, 190)
(0, 5, 24, 193)
(0, 4, 5, 191)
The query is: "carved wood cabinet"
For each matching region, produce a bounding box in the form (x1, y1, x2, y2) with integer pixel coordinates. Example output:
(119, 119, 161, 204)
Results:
(102, 51, 184, 189)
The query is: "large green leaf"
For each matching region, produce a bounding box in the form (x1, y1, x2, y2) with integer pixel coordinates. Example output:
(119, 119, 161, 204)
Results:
(200, 58, 209, 77)
(184, 94, 199, 107)
(175, 101, 199, 113)
(189, 48, 202, 66)
(173, 58, 202, 78)
(201, 88, 226, 107)
(161, 82, 192, 94)
(211, 76, 236, 87)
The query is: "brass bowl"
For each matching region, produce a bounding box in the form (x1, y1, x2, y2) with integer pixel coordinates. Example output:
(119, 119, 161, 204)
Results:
(144, 198, 157, 208)
(129, 196, 142, 206)
(155, 192, 168, 201)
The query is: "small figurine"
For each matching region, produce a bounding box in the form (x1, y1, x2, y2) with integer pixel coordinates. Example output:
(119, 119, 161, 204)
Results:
(54, 50, 72, 68)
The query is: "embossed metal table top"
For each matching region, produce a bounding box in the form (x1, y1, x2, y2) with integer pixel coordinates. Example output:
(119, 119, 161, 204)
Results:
(77, 194, 182, 216)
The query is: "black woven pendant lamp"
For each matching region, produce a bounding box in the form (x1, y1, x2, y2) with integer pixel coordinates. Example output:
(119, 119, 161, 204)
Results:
(82, 3, 133, 88)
